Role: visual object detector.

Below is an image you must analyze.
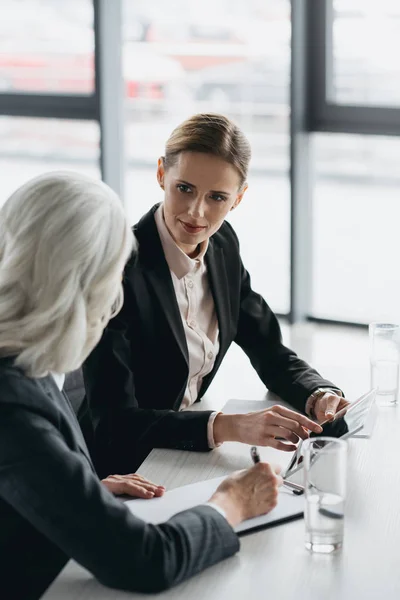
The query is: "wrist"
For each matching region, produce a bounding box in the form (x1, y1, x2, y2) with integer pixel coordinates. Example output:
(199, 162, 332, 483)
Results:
(213, 413, 239, 444)
(208, 491, 244, 527)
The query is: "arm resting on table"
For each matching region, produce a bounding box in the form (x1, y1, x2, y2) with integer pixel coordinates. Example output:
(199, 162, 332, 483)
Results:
(0, 407, 239, 594)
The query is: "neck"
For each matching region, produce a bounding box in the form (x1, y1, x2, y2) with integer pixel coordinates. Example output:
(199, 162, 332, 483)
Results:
(180, 242, 200, 258)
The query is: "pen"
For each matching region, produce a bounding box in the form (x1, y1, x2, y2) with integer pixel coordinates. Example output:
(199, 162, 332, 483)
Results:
(250, 446, 260, 464)
(250, 446, 304, 495)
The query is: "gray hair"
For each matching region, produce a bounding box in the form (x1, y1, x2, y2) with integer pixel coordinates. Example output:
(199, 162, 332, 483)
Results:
(0, 171, 135, 378)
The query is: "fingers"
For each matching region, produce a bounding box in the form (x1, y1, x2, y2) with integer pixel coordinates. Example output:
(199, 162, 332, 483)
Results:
(118, 481, 166, 498)
(101, 479, 146, 497)
(122, 482, 156, 498)
(116, 473, 164, 488)
(254, 463, 283, 503)
(325, 395, 342, 419)
(102, 474, 166, 498)
(268, 426, 300, 445)
(269, 412, 308, 444)
(268, 438, 297, 452)
(133, 480, 165, 494)
(106, 473, 165, 490)
(270, 464, 283, 487)
(338, 398, 350, 411)
(272, 463, 282, 475)
(272, 405, 322, 433)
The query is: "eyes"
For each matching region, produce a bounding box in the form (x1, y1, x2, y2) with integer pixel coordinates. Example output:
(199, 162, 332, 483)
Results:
(177, 183, 192, 194)
(176, 183, 228, 203)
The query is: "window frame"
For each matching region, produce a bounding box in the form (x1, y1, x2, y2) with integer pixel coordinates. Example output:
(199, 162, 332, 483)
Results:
(2, 0, 398, 327)
(307, 0, 400, 137)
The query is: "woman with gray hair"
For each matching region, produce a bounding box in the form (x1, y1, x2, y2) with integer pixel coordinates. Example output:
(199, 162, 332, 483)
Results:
(0, 171, 282, 600)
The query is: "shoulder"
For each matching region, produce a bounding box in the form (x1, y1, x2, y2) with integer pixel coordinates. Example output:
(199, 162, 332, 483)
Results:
(0, 364, 59, 425)
(0, 362, 39, 396)
(123, 204, 163, 274)
(132, 204, 160, 241)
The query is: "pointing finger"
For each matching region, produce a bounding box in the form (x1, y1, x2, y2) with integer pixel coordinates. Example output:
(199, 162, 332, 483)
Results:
(325, 395, 341, 419)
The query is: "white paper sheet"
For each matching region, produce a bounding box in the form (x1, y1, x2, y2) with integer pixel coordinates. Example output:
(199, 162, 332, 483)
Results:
(125, 475, 304, 534)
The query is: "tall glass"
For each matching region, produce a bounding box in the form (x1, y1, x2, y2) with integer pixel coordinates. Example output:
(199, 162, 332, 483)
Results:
(303, 438, 347, 554)
(369, 323, 400, 405)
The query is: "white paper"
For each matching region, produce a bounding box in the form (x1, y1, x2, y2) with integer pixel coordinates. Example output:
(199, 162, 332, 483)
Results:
(125, 476, 304, 534)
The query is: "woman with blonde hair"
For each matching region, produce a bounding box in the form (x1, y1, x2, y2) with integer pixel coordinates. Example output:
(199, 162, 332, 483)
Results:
(84, 113, 346, 477)
(0, 171, 282, 599)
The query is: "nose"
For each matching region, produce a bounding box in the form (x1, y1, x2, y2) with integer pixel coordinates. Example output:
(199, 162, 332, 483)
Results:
(187, 196, 205, 220)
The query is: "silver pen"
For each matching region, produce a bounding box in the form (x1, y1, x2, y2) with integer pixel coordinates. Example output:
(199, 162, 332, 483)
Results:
(250, 446, 304, 495)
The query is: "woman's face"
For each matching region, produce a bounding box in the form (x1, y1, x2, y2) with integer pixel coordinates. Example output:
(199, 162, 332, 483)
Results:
(157, 151, 247, 256)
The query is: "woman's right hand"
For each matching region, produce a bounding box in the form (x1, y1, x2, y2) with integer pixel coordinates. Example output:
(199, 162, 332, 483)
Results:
(208, 462, 283, 528)
(213, 405, 322, 451)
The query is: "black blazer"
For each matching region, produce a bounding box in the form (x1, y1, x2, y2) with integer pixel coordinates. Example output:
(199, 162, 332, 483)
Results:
(0, 358, 239, 600)
(82, 205, 340, 477)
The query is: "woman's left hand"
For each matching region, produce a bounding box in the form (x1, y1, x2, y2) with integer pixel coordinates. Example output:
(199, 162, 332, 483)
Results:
(101, 473, 166, 498)
(313, 393, 350, 423)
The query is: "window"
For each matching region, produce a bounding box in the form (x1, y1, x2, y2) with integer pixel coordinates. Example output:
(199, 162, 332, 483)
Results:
(311, 133, 400, 324)
(123, 0, 291, 314)
(0, 117, 100, 207)
(0, 0, 94, 95)
(331, 0, 400, 107)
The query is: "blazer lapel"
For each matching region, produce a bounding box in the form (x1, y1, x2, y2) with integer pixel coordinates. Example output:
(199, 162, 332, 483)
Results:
(205, 238, 231, 370)
(144, 266, 189, 365)
(134, 206, 189, 366)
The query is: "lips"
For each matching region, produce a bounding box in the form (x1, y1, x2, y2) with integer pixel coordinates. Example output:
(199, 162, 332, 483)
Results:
(179, 220, 207, 234)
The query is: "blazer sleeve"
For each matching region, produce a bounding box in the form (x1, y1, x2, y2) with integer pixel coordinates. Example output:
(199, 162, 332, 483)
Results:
(233, 248, 341, 413)
(0, 404, 239, 594)
(82, 278, 214, 478)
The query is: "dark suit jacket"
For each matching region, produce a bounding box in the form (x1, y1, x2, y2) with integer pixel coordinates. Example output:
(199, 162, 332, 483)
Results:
(0, 357, 239, 600)
(82, 204, 340, 477)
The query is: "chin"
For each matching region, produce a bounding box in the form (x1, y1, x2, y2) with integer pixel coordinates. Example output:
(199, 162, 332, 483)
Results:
(178, 232, 203, 245)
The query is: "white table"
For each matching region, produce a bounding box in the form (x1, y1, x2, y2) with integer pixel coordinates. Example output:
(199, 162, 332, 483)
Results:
(43, 325, 400, 599)
(43, 398, 400, 600)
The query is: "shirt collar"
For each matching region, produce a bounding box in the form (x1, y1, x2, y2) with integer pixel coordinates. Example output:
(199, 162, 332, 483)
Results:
(154, 204, 209, 279)
(51, 372, 65, 391)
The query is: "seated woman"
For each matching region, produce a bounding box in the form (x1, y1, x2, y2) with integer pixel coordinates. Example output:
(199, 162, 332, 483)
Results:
(83, 113, 347, 478)
(0, 172, 282, 599)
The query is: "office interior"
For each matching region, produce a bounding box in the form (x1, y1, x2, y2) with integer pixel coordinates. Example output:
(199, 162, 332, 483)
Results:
(1, 0, 399, 386)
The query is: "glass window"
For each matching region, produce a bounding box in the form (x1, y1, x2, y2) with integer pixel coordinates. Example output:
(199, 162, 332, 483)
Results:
(332, 0, 400, 106)
(0, 116, 100, 208)
(0, 0, 94, 95)
(123, 0, 291, 314)
(312, 133, 400, 324)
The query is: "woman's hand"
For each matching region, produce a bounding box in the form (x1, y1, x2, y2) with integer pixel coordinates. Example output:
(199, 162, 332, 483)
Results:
(313, 392, 350, 423)
(208, 462, 283, 527)
(213, 405, 322, 451)
(101, 473, 166, 499)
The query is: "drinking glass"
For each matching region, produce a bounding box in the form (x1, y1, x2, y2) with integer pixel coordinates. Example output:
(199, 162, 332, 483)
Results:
(303, 437, 347, 554)
(369, 322, 400, 405)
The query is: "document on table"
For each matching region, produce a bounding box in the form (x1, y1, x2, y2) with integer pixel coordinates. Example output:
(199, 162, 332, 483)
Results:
(125, 475, 304, 535)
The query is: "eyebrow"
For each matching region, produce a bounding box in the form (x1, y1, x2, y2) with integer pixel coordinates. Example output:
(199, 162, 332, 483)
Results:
(177, 180, 231, 196)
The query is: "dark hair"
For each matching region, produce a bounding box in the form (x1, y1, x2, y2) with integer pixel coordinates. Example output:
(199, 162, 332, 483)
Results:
(164, 113, 251, 186)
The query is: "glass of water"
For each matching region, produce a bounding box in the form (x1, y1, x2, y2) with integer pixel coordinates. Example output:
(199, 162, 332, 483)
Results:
(303, 437, 347, 554)
(369, 323, 400, 405)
